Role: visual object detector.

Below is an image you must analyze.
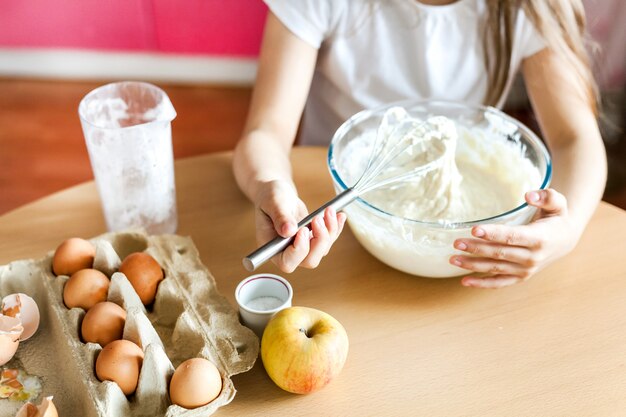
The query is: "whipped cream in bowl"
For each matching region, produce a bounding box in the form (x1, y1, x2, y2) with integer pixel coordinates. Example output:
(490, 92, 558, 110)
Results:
(327, 101, 552, 278)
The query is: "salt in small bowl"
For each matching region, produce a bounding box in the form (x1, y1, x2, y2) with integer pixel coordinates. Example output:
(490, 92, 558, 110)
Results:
(235, 274, 293, 337)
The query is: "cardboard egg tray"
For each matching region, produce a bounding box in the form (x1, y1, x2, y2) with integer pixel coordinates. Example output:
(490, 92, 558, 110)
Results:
(0, 231, 259, 416)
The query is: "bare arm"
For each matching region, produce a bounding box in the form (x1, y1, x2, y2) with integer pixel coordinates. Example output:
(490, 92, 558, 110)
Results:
(233, 13, 346, 272)
(451, 48, 607, 288)
(233, 12, 317, 201)
(522, 48, 606, 237)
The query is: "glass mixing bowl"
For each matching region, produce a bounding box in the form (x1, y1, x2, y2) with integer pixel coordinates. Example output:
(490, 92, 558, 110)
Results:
(327, 100, 552, 278)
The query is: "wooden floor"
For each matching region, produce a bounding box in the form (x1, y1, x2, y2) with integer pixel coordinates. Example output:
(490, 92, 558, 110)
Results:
(0, 79, 251, 214)
(0, 78, 625, 215)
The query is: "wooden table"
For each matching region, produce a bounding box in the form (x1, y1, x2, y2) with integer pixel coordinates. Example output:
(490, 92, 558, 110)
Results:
(1, 148, 625, 416)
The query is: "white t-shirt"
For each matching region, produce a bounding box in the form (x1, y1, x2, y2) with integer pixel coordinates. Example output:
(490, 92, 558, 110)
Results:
(264, 0, 546, 146)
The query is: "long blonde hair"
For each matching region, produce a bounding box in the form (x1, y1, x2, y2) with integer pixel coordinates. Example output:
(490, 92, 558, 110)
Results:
(484, 0, 598, 114)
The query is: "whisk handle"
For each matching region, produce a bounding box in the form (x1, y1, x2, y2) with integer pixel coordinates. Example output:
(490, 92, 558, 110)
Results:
(243, 188, 358, 272)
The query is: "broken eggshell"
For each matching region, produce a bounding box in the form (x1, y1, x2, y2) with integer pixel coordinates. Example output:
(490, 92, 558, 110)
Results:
(0, 315, 23, 365)
(16, 395, 59, 417)
(2, 293, 40, 341)
(1, 230, 260, 416)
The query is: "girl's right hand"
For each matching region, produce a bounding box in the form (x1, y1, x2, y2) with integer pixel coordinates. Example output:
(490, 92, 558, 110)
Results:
(255, 180, 347, 273)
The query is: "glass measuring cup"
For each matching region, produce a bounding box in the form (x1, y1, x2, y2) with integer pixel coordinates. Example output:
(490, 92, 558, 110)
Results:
(79, 81, 178, 234)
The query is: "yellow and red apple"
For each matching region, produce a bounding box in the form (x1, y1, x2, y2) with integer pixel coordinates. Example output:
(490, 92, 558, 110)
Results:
(261, 306, 349, 394)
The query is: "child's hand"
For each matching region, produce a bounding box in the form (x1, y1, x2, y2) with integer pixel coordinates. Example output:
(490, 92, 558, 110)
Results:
(449, 189, 575, 289)
(255, 180, 347, 273)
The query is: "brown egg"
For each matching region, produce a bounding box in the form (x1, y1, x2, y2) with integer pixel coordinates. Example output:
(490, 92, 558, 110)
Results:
(81, 301, 126, 347)
(96, 339, 144, 395)
(52, 238, 95, 276)
(63, 269, 109, 310)
(119, 252, 164, 305)
(169, 358, 222, 409)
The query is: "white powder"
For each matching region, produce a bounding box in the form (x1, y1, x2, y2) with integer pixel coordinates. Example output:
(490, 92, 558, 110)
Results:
(246, 296, 284, 311)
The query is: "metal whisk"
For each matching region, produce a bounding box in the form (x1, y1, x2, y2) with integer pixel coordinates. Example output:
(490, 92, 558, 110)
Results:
(243, 107, 451, 271)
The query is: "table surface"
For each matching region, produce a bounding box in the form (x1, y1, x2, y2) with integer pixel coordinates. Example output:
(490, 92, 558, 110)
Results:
(1, 147, 625, 416)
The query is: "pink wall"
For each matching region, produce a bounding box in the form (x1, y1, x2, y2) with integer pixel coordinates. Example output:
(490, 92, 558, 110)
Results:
(0, 0, 268, 57)
(0, 1, 622, 88)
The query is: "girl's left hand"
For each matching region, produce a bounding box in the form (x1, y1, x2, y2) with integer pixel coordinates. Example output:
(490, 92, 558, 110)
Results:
(449, 189, 577, 289)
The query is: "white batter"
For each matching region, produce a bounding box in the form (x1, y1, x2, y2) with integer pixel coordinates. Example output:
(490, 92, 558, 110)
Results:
(339, 110, 541, 223)
(334, 107, 543, 277)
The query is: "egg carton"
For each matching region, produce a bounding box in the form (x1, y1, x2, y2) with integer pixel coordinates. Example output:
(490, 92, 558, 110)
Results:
(0, 230, 259, 416)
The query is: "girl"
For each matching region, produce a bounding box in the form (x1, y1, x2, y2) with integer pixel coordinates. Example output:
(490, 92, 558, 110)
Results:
(233, 0, 607, 288)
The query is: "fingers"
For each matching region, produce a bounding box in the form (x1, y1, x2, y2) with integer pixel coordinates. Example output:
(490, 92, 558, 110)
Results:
(471, 224, 541, 249)
(453, 239, 535, 266)
(326, 207, 347, 240)
(275, 215, 298, 237)
(526, 189, 568, 215)
(301, 207, 343, 268)
(451, 236, 540, 289)
(275, 228, 310, 273)
(259, 203, 298, 238)
(323, 206, 339, 240)
(337, 212, 347, 234)
(274, 207, 347, 272)
(461, 276, 523, 289)
(449, 255, 531, 279)
(451, 189, 568, 289)
(300, 215, 331, 268)
(256, 182, 302, 238)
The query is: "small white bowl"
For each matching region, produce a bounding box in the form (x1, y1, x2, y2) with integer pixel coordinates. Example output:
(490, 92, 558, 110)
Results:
(235, 274, 293, 337)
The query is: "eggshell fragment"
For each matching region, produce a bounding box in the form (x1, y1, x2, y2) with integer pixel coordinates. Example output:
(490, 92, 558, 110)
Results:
(169, 358, 222, 409)
(2, 293, 40, 341)
(0, 316, 23, 366)
(63, 269, 110, 310)
(16, 395, 58, 417)
(119, 252, 164, 305)
(81, 301, 126, 347)
(52, 237, 95, 276)
(96, 339, 144, 395)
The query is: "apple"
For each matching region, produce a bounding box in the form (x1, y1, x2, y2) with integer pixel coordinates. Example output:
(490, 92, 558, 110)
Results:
(261, 306, 349, 394)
